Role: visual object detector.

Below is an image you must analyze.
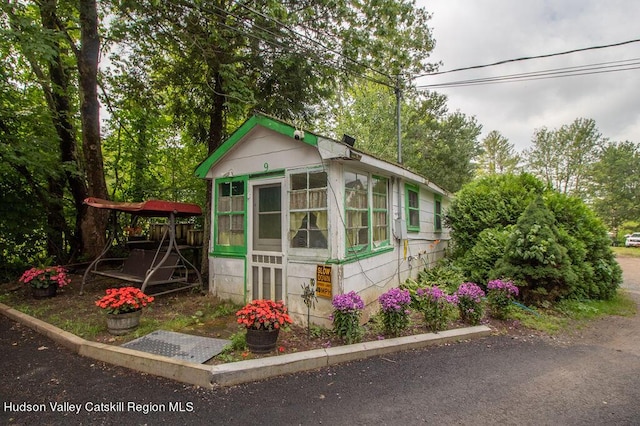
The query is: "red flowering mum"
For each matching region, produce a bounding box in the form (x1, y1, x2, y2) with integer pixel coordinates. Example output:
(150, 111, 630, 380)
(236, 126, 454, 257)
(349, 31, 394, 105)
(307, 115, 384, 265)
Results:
(95, 287, 154, 315)
(236, 299, 293, 330)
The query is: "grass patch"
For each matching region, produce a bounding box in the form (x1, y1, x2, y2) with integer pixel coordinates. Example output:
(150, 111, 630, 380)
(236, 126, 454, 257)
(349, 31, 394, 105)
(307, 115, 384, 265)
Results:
(508, 289, 636, 334)
(612, 246, 640, 258)
(510, 307, 567, 334)
(556, 292, 637, 319)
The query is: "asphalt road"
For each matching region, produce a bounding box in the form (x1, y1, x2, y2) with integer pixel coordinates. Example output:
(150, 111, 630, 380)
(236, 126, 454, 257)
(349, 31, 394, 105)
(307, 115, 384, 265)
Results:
(1, 257, 639, 425)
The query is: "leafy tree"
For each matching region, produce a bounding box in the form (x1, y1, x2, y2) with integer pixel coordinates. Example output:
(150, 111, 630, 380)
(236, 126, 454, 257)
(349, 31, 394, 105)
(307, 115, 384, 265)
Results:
(589, 141, 640, 232)
(324, 80, 481, 192)
(477, 130, 521, 175)
(1, 0, 108, 262)
(525, 118, 605, 196)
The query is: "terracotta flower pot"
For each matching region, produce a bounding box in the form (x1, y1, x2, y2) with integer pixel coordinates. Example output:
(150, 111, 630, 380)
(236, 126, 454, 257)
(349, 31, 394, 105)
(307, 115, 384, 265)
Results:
(246, 328, 280, 354)
(106, 310, 142, 335)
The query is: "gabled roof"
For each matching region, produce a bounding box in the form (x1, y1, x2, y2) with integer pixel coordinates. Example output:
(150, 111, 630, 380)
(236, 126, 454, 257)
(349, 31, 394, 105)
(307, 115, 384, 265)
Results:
(194, 112, 451, 197)
(194, 113, 319, 178)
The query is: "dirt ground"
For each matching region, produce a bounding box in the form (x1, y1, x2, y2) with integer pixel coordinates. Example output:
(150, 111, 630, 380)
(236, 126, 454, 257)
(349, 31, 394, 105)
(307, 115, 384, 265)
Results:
(1, 256, 638, 363)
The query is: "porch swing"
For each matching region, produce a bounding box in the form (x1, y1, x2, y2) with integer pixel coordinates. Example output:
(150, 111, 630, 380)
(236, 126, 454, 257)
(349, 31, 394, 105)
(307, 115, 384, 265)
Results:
(80, 197, 204, 296)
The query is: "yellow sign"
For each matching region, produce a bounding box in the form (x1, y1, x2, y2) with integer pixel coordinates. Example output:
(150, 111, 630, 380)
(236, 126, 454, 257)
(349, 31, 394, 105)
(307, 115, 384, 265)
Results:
(316, 265, 332, 299)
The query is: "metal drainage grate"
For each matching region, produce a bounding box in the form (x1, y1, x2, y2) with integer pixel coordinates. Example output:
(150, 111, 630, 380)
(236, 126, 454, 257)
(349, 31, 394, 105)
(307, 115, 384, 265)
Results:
(122, 330, 230, 364)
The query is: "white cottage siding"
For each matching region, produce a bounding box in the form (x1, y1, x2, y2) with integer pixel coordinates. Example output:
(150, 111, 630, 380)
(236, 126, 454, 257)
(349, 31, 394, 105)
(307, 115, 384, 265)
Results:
(208, 127, 321, 178)
(211, 257, 245, 303)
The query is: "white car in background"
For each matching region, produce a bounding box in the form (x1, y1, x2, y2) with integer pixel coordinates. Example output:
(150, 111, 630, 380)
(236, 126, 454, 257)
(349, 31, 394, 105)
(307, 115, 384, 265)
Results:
(625, 232, 640, 247)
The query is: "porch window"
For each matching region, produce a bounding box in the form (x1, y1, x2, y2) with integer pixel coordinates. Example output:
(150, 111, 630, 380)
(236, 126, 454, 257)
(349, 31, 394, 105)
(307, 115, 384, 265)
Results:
(344, 172, 390, 254)
(372, 176, 389, 247)
(289, 170, 328, 249)
(405, 183, 420, 232)
(345, 172, 369, 252)
(215, 178, 246, 252)
(434, 194, 442, 232)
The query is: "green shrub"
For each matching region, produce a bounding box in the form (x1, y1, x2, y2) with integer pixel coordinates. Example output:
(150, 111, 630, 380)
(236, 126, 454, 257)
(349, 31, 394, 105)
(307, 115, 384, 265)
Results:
(460, 226, 513, 285)
(494, 196, 576, 304)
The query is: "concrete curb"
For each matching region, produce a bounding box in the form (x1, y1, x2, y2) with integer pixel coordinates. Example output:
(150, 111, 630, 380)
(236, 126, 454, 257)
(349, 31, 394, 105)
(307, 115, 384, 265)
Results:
(0, 302, 492, 389)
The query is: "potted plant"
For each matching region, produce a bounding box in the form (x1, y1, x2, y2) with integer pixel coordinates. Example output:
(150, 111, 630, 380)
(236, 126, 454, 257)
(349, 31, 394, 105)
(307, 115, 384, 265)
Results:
(95, 286, 154, 335)
(19, 266, 71, 299)
(235, 299, 293, 353)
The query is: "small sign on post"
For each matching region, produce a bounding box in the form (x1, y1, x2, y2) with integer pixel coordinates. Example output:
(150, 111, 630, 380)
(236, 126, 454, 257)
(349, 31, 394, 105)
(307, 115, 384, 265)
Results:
(316, 265, 332, 299)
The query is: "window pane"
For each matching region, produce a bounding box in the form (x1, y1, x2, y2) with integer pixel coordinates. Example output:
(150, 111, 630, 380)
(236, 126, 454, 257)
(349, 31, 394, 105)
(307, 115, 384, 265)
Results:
(289, 191, 307, 210)
(259, 186, 281, 212)
(231, 230, 244, 245)
(259, 213, 282, 238)
(231, 195, 243, 211)
(288, 170, 328, 250)
(409, 190, 419, 208)
(231, 214, 244, 230)
(232, 181, 244, 195)
(309, 189, 327, 208)
(309, 171, 327, 189)
(409, 209, 419, 227)
(218, 197, 231, 212)
(291, 173, 307, 190)
(219, 182, 231, 197)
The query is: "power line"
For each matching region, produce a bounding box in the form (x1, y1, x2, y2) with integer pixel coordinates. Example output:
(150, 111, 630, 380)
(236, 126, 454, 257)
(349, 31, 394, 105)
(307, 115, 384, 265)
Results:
(182, 1, 395, 89)
(417, 58, 640, 89)
(413, 37, 640, 79)
(232, 1, 396, 85)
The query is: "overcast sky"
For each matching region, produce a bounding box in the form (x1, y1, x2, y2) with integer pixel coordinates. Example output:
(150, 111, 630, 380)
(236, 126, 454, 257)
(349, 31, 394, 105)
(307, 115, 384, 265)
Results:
(414, 0, 640, 152)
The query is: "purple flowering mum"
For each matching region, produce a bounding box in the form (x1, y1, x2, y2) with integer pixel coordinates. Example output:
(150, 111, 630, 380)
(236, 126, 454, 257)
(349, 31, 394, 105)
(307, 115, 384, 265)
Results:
(455, 282, 485, 302)
(378, 288, 411, 312)
(332, 291, 365, 312)
(487, 279, 519, 296)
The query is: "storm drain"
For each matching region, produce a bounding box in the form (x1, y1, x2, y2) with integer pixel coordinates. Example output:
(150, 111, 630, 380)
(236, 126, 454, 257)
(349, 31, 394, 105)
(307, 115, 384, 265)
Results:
(122, 330, 230, 364)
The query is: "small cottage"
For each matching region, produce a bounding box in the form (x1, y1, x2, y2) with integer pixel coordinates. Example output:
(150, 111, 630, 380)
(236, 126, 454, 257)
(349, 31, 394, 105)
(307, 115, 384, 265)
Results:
(195, 113, 451, 326)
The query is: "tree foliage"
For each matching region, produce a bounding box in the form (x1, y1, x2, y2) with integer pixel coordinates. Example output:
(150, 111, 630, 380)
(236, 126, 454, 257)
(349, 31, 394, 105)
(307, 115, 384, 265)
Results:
(324, 81, 482, 192)
(477, 130, 521, 176)
(525, 118, 605, 196)
(2, 0, 440, 272)
(588, 141, 640, 232)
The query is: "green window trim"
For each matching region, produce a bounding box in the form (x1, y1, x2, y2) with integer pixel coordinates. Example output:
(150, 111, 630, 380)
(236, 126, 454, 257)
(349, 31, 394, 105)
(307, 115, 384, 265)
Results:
(434, 194, 443, 232)
(326, 245, 395, 265)
(213, 176, 248, 255)
(344, 172, 390, 256)
(405, 183, 420, 232)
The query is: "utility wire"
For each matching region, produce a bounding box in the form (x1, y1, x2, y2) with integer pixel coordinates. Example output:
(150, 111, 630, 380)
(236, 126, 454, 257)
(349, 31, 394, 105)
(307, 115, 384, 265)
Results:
(414, 37, 640, 78)
(186, 1, 395, 89)
(417, 57, 640, 89)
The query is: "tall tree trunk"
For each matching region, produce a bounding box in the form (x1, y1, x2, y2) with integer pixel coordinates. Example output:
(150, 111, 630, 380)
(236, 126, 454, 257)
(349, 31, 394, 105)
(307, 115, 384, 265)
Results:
(78, 0, 108, 258)
(40, 0, 85, 261)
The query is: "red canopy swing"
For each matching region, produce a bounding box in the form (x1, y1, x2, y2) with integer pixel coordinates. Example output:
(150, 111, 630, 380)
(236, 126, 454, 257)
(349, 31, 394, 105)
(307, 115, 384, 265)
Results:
(81, 197, 204, 296)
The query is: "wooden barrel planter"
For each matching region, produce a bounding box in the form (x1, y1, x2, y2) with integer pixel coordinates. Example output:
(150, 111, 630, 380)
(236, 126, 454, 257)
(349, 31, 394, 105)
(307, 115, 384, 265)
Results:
(106, 310, 142, 335)
(246, 328, 280, 354)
